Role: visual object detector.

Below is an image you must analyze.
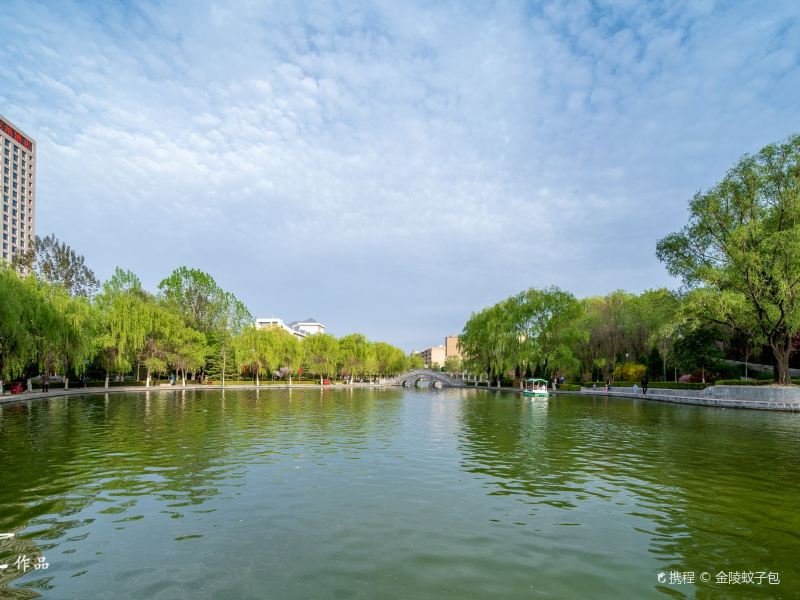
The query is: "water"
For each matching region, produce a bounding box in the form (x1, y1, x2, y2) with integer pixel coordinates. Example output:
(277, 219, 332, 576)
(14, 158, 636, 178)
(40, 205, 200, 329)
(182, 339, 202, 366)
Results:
(0, 388, 798, 599)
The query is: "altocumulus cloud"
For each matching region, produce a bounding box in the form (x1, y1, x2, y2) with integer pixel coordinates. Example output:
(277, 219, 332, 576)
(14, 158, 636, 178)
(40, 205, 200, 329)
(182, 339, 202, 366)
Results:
(1, 0, 799, 349)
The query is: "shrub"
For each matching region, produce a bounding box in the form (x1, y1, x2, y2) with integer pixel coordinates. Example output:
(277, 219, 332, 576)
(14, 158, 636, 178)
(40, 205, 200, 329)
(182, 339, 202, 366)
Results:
(714, 379, 772, 386)
(558, 383, 581, 391)
(613, 363, 646, 381)
(648, 381, 708, 390)
(586, 380, 708, 390)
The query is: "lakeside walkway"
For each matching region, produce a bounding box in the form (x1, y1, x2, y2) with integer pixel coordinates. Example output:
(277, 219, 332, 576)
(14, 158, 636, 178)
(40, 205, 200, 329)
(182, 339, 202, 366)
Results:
(465, 382, 800, 412)
(2, 382, 799, 412)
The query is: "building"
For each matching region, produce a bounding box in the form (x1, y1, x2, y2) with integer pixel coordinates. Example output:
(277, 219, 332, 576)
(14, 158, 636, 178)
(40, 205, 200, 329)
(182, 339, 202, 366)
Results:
(1, 116, 35, 267)
(445, 336, 461, 359)
(288, 318, 325, 336)
(419, 345, 446, 369)
(255, 317, 326, 339)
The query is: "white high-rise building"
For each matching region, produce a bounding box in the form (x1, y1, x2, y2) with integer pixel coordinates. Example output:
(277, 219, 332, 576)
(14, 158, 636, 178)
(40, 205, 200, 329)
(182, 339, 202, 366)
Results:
(0, 116, 35, 267)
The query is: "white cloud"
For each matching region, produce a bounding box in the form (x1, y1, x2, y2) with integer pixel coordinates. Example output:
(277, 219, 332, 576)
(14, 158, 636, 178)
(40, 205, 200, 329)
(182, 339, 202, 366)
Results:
(1, 0, 799, 348)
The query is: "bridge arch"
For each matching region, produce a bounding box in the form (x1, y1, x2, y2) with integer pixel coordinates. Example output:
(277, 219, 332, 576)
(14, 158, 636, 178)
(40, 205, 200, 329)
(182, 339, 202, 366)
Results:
(388, 369, 465, 388)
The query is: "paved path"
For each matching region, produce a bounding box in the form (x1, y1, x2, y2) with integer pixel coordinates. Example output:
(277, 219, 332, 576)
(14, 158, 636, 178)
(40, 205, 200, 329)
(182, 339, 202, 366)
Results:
(3, 382, 798, 412)
(0, 382, 383, 406)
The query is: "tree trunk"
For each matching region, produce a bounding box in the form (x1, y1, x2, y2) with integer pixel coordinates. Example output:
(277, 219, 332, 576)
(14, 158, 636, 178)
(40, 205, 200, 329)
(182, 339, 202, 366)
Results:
(288, 373, 292, 386)
(771, 338, 792, 384)
(104, 369, 110, 389)
(146, 367, 151, 388)
(256, 369, 260, 386)
(182, 370, 186, 386)
(64, 376, 69, 390)
(662, 357, 667, 382)
(222, 354, 226, 387)
(320, 374, 323, 385)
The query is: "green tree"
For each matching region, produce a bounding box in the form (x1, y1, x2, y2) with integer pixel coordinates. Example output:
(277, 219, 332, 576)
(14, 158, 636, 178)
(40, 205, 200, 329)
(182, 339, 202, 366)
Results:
(406, 352, 424, 371)
(233, 325, 272, 385)
(275, 328, 303, 385)
(657, 134, 800, 384)
(302, 334, 339, 384)
(158, 267, 252, 383)
(41, 283, 97, 388)
(0, 269, 41, 388)
(672, 323, 725, 383)
(94, 268, 150, 388)
(338, 333, 369, 383)
(443, 355, 461, 374)
(169, 322, 207, 386)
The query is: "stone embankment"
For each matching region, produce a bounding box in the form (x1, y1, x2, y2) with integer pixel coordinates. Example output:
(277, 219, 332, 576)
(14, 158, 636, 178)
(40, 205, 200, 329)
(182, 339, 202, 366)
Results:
(571, 385, 800, 412)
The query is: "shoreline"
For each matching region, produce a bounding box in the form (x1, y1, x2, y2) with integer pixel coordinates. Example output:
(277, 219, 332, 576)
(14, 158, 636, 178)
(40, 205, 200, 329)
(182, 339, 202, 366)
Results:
(2, 382, 799, 412)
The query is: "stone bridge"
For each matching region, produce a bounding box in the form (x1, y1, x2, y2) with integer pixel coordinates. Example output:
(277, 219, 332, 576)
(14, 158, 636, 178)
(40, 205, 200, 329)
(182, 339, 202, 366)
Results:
(387, 369, 466, 388)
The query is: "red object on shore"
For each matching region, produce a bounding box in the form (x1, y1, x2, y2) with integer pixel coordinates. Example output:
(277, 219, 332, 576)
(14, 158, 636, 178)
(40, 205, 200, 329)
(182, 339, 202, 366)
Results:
(322, 379, 331, 385)
(9, 381, 24, 394)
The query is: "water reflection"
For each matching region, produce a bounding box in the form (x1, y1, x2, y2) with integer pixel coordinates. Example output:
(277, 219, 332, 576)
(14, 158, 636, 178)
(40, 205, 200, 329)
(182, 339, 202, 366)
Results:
(0, 389, 798, 598)
(457, 392, 800, 597)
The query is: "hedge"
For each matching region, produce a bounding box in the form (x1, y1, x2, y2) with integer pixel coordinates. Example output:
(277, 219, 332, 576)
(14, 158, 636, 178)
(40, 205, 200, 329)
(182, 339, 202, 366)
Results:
(582, 381, 708, 390)
(714, 379, 772, 386)
(557, 384, 581, 392)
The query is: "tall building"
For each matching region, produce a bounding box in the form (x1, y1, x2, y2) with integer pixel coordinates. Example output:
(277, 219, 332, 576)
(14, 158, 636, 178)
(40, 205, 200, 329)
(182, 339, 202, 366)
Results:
(445, 336, 461, 359)
(0, 116, 35, 267)
(419, 345, 446, 369)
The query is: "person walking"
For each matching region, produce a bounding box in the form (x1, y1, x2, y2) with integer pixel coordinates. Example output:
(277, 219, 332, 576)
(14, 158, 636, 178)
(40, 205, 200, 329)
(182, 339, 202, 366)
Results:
(641, 375, 649, 395)
(42, 372, 49, 393)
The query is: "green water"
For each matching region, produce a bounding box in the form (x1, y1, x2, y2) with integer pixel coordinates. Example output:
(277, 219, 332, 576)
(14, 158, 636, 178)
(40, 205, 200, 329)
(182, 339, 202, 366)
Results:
(0, 388, 798, 599)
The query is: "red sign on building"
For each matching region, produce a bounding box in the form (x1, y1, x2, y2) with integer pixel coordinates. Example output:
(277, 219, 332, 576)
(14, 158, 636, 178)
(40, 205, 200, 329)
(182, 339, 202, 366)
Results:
(0, 118, 33, 150)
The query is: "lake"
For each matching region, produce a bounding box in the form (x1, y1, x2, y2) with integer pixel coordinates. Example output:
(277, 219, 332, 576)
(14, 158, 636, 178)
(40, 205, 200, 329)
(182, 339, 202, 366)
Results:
(0, 388, 798, 598)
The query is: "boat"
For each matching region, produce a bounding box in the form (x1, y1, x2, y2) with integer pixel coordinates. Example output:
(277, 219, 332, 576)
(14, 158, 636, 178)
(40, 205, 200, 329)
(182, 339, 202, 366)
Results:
(522, 378, 549, 398)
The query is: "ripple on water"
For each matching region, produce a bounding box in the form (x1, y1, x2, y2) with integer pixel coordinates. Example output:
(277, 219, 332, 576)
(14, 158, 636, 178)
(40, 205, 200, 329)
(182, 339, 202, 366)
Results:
(0, 389, 798, 599)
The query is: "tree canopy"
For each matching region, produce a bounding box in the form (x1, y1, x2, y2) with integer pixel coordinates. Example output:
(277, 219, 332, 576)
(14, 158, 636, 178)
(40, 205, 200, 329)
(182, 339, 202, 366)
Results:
(657, 133, 800, 383)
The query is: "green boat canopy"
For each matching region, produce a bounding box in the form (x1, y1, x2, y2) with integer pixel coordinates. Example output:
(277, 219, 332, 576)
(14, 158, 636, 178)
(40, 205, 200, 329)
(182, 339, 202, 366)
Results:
(525, 378, 548, 383)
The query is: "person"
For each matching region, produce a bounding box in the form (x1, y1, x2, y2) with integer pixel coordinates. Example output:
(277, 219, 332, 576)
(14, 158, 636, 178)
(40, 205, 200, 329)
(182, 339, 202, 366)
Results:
(641, 375, 649, 395)
(42, 372, 49, 393)
(606, 378, 611, 392)
(592, 382, 597, 390)
(633, 383, 639, 393)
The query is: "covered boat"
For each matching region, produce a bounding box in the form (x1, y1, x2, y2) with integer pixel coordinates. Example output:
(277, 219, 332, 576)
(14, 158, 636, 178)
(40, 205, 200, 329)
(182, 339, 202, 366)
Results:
(522, 378, 549, 398)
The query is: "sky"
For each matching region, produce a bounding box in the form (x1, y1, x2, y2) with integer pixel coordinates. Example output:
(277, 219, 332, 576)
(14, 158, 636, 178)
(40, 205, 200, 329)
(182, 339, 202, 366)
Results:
(2, 0, 799, 350)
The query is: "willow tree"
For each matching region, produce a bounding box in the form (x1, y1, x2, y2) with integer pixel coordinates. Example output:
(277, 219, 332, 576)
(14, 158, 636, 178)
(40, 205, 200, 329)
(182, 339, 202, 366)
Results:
(338, 333, 369, 383)
(270, 328, 303, 385)
(41, 284, 97, 389)
(406, 353, 424, 371)
(233, 325, 272, 385)
(0, 269, 40, 389)
(302, 333, 339, 384)
(657, 133, 800, 384)
(460, 287, 583, 386)
(95, 268, 150, 388)
(372, 342, 406, 377)
(170, 322, 207, 386)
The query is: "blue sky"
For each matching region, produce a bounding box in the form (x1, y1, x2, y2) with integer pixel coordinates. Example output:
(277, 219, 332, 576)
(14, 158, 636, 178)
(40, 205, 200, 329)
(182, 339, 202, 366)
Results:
(2, 0, 799, 350)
